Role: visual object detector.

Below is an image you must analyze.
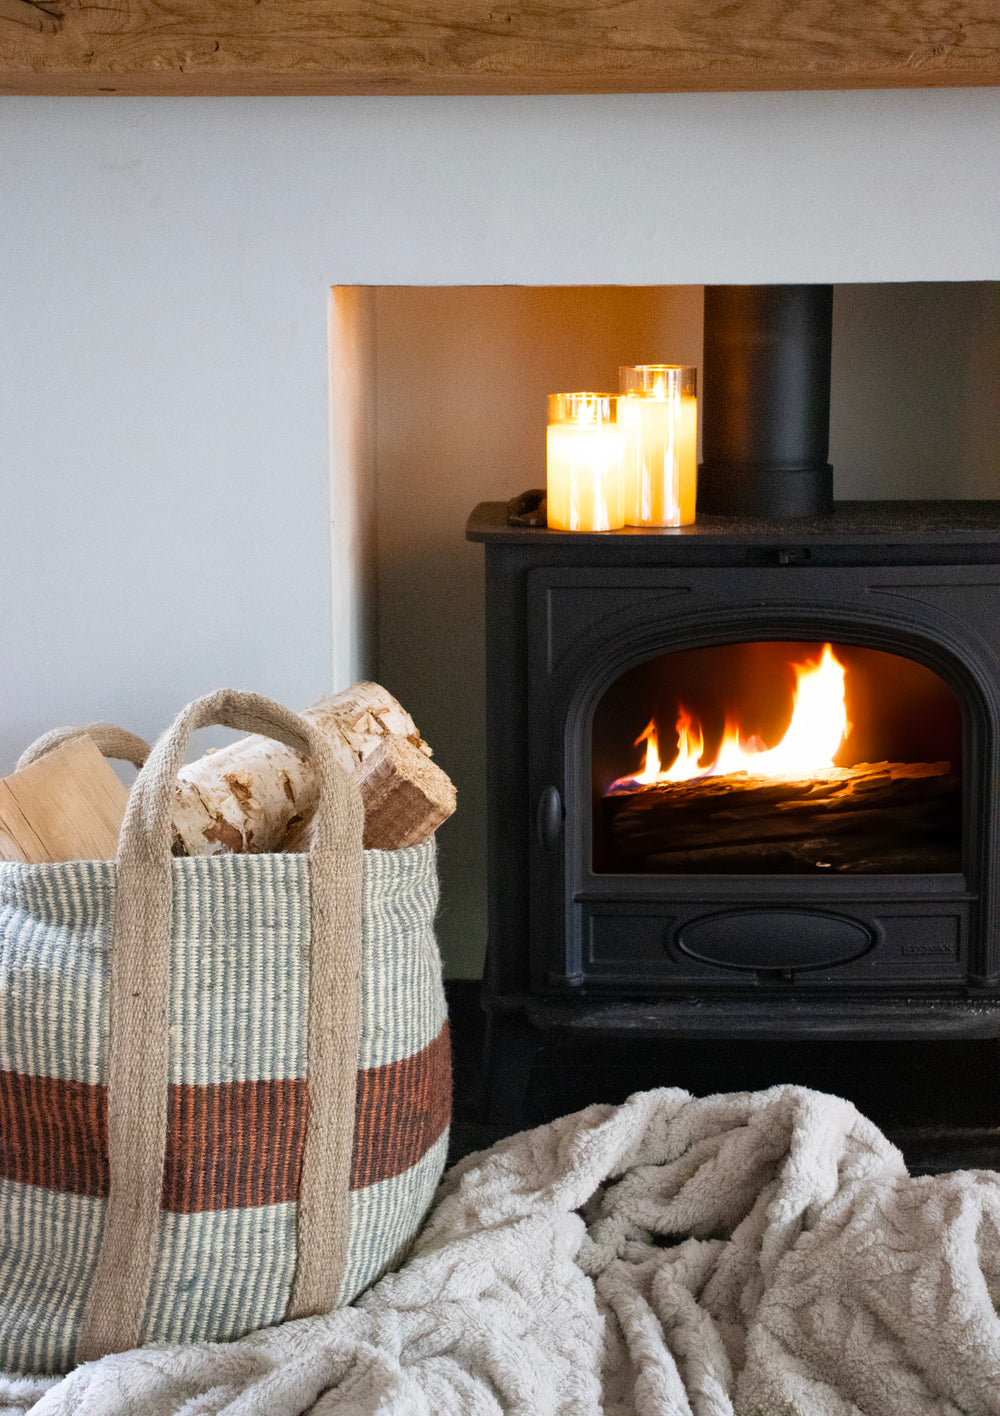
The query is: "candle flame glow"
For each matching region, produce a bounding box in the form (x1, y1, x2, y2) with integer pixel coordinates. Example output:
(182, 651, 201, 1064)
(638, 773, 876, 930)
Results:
(575, 396, 597, 426)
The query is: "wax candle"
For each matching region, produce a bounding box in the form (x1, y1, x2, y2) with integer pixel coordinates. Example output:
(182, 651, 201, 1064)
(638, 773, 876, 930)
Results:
(619, 365, 697, 527)
(546, 393, 624, 532)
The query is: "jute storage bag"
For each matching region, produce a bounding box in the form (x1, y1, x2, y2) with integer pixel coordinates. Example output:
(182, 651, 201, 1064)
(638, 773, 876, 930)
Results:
(0, 691, 450, 1376)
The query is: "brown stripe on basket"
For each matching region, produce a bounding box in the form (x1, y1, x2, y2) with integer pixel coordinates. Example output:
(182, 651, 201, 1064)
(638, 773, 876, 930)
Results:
(0, 1070, 108, 1197)
(350, 1022, 452, 1191)
(161, 1077, 310, 1213)
(0, 1026, 450, 1210)
(0, 1072, 311, 1211)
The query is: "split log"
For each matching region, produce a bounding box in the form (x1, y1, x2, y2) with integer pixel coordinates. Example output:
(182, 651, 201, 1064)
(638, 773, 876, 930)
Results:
(0, 735, 131, 863)
(355, 734, 456, 850)
(281, 734, 456, 853)
(603, 761, 961, 874)
(172, 682, 443, 856)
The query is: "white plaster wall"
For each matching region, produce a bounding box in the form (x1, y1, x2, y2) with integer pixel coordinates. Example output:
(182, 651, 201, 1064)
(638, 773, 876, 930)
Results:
(0, 92, 997, 971)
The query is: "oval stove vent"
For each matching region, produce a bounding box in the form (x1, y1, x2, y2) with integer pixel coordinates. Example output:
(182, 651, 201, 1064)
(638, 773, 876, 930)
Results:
(676, 909, 874, 972)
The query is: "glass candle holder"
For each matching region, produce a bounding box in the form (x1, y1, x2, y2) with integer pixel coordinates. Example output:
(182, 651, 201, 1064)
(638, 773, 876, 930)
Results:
(619, 365, 697, 527)
(546, 392, 625, 532)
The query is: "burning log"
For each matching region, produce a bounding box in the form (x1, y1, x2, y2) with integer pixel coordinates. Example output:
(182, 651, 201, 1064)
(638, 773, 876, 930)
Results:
(603, 760, 962, 874)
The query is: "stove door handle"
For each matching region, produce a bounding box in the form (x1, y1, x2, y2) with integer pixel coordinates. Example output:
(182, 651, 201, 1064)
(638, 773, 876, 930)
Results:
(536, 785, 563, 849)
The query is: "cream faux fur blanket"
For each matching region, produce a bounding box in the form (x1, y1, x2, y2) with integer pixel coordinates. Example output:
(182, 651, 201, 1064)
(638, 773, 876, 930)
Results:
(3, 1085, 1000, 1415)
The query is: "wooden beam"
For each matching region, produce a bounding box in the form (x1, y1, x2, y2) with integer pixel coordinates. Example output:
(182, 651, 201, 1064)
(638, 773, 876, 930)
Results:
(0, 0, 996, 96)
(0, 0, 59, 35)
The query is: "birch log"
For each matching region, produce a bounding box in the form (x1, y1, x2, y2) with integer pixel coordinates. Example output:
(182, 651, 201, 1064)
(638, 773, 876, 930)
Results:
(171, 682, 435, 856)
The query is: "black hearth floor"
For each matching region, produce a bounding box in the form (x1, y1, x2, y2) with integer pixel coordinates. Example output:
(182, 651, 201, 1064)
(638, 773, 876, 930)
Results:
(444, 981, 1000, 1176)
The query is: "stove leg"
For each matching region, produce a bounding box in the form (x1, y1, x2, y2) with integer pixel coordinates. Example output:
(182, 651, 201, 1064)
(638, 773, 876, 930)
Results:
(481, 1010, 542, 1133)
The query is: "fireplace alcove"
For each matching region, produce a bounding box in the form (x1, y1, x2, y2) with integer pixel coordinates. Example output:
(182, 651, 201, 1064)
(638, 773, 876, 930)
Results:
(333, 280, 999, 1167)
(467, 500, 1000, 1156)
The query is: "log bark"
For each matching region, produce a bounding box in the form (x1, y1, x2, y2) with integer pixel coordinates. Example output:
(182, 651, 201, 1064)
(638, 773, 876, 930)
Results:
(171, 682, 438, 856)
(603, 760, 962, 874)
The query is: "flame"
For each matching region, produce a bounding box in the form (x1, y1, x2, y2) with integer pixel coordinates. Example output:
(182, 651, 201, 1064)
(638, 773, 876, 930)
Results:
(609, 645, 850, 793)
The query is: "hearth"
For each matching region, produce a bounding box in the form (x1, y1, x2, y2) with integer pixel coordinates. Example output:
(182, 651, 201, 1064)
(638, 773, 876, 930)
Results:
(466, 500, 1000, 1130)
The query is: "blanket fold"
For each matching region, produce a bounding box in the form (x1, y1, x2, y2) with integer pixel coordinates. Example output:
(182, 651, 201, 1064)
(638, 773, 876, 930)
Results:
(3, 1085, 999, 1415)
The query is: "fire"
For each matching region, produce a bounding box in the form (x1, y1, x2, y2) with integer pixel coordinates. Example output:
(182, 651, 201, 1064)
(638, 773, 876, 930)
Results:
(609, 644, 850, 792)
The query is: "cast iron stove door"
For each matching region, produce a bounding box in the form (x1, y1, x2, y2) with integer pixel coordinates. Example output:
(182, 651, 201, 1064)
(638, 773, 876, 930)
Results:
(527, 562, 997, 1002)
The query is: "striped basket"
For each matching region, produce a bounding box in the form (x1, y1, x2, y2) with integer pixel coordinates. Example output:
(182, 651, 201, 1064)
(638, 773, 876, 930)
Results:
(0, 692, 451, 1377)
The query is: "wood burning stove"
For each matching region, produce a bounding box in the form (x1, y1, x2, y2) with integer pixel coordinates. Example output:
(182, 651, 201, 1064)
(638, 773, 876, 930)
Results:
(467, 501, 1000, 1125)
(466, 287, 1000, 1135)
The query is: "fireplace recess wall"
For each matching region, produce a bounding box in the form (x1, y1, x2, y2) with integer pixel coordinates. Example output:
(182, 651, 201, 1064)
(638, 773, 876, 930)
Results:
(468, 499, 1000, 1117)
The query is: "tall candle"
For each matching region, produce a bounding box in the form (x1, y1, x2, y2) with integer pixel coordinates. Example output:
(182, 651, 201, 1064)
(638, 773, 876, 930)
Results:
(620, 365, 697, 527)
(546, 393, 624, 531)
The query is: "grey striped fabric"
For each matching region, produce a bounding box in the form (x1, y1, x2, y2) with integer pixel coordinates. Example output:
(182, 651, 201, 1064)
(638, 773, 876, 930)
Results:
(338, 1130, 450, 1303)
(358, 845, 447, 1071)
(0, 860, 113, 1086)
(0, 838, 448, 1377)
(168, 853, 311, 1085)
(0, 1180, 103, 1378)
(143, 1203, 299, 1346)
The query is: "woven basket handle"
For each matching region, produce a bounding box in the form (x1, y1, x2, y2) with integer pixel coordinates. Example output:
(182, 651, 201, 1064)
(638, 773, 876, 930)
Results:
(77, 689, 364, 1363)
(15, 722, 151, 772)
(119, 688, 358, 866)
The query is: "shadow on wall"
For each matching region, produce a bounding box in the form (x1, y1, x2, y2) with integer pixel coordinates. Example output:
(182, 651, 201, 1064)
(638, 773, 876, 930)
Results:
(832, 282, 1000, 498)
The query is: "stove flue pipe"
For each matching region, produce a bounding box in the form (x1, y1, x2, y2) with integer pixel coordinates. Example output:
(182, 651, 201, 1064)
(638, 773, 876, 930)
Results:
(697, 285, 834, 518)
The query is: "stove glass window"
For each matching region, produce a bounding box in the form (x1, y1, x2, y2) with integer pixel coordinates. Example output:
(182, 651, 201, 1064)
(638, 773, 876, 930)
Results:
(592, 641, 962, 875)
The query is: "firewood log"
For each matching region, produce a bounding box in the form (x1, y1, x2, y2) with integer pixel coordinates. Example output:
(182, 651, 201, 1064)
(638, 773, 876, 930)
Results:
(171, 682, 443, 856)
(602, 760, 961, 874)
(281, 734, 457, 853)
(0, 736, 132, 863)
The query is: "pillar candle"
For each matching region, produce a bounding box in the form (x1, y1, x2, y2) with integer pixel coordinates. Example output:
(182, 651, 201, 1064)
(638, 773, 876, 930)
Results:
(546, 393, 624, 532)
(620, 366, 697, 527)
